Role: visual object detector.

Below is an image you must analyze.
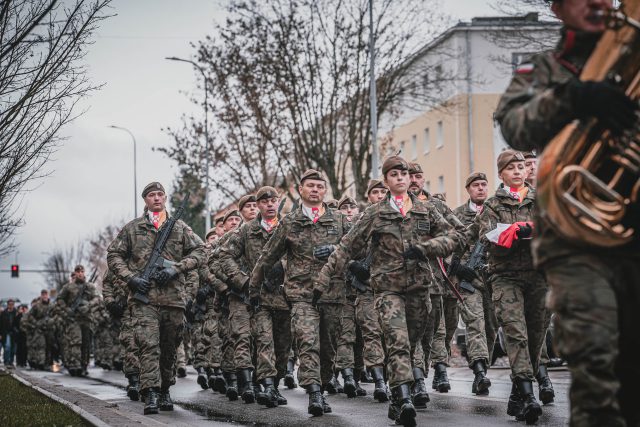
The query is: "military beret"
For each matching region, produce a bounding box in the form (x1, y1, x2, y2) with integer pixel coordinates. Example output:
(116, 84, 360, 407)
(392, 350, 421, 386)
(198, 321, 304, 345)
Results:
(256, 186, 279, 201)
(465, 172, 488, 188)
(382, 155, 409, 175)
(326, 199, 339, 209)
(523, 151, 537, 159)
(337, 195, 357, 210)
(366, 179, 387, 195)
(74, 264, 85, 272)
(300, 169, 325, 183)
(142, 181, 165, 198)
(214, 215, 224, 225)
(238, 194, 256, 211)
(497, 149, 526, 173)
(408, 162, 423, 174)
(205, 228, 217, 239)
(223, 209, 241, 223)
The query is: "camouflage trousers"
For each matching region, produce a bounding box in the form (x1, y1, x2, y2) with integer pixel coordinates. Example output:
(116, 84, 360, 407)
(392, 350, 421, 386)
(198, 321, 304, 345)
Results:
(539, 330, 550, 365)
(131, 304, 184, 391)
(378, 289, 430, 388)
(430, 296, 458, 366)
(190, 318, 205, 369)
(94, 324, 118, 367)
(218, 309, 235, 373)
(176, 326, 193, 370)
(414, 294, 441, 372)
(490, 271, 547, 381)
(62, 320, 91, 370)
(252, 307, 291, 381)
(457, 287, 489, 366)
(545, 253, 640, 427)
(482, 285, 499, 360)
(229, 295, 253, 370)
(355, 293, 385, 369)
(197, 309, 223, 370)
(27, 328, 53, 367)
(335, 302, 356, 371)
(119, 309, 139, 375)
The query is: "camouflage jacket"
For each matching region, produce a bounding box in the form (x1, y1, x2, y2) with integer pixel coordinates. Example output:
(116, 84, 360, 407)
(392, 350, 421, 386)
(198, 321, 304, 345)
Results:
(250, 204, 350, 304)
(89, 296, 111, 330)
(101, 270, 128, 308)
(453, 201, 484, 265)
(220, 216, 289, 310)
(22, 299, 54, 332)
(317, 193, 462, 294)
(477, 184, 536, 274)
(56, 280, 98, 324)
(107, 212, 205, 308)
(207, 233, 236, 295)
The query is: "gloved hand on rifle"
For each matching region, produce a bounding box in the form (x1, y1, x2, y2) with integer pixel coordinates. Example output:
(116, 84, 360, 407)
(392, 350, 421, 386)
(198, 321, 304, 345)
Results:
(154, 266, 179, 286)
(128, 276, 150, 294)
(313, 245, 335, 260)
(449, 256, 476, 282)
(311, 287, 323, 309)
(348, 260, 370, 281)
(403, 245, 427, 262)
(196, 285, 211, 304)
(106, 301, 125, 318)
(250, 295, 261, 310)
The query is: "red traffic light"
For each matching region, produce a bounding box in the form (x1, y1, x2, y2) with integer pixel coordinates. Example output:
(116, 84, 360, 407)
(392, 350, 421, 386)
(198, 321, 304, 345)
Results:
(11, 264, 19, 278)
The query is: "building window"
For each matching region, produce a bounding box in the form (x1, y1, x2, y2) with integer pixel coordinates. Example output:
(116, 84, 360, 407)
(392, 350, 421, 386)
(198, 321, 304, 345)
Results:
(436, 121, 444, 148)
(426, 180, 431, 192)
(423, 128, 430, 154)
(411, 135, 417, 160)
(438, 175, 444, 192)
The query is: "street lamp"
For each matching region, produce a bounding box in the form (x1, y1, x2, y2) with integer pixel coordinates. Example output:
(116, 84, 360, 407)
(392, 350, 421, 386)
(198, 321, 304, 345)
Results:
(165, 56, 211, 232)
(108, 125, 138, 217)
(369, 0, 380, 179)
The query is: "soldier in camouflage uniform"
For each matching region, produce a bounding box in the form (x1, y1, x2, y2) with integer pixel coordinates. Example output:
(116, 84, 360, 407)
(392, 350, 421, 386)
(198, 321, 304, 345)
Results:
(316, 156, 461, 427)
(220, 186, 291, 408)
(496, 1, 639, 425)
(250, 170, 350, 417)
(92, 295, 118, 370)
(107, 182, 205, 415)
(21, 290, 54, 370)
(56, 265, 98, 377)
(476, 151, 546, 424)
(176, 269, 199, 378)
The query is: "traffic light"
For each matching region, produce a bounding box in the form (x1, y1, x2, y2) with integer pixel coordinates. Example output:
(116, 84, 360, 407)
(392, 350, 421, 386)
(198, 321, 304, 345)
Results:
(11, 264, 19, 278)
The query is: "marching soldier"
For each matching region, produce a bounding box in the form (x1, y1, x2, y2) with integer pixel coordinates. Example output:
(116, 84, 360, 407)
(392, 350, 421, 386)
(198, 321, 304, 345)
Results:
(21, 290, 54, 370)
(107, 182, 205, 415)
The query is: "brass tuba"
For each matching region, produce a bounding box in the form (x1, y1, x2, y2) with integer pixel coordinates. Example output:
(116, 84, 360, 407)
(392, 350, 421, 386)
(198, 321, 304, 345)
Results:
(537, 2, 640, 248)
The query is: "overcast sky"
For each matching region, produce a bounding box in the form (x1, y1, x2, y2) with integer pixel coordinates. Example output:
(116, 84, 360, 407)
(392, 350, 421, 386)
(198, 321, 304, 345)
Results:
(0, 0, 530, 303)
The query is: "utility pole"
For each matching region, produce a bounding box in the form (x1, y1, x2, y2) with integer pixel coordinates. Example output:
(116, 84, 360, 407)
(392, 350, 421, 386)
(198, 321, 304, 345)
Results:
(369, 0, 379, 179)
(166, 56, 211, 232)
(108, 125, 138, 217)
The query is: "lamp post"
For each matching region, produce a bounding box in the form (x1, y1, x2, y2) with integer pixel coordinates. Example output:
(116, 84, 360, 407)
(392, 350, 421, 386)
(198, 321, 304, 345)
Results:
(165, 56, 211, 232)
(369, 0, 379, 179)
(108, 125, 138, 217)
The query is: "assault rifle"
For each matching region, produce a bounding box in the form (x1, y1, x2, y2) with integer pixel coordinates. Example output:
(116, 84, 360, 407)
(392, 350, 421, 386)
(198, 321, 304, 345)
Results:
(69, 282, 88, 313)
(459, 241, 487, 293)
(133, 192, 189, 304)
(346, 251, 372, 293)
(262, 261, 284, 293)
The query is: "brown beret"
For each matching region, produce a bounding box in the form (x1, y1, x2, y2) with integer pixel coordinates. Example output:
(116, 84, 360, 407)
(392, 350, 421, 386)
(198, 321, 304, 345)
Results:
(337, 195, 357, 210)
(142, 181, 165, 198)
(74, 264, 85, 272)
(326, 198, 339, 209)
(497, 150, 525, 173)
(366, 179, 387, 195)
(238, 194, 256, 211)
(382, 155, 409, 175)
(256, 186, 279, 201)
(408, 162, 423, 174)
(465, 172, 488, 188)
(205, 228, 217, 239)
(300, 169, 325, 184)
(523, 151, 537, 159)
(214, 215, 224, 225)
(223, 209, 241, 223)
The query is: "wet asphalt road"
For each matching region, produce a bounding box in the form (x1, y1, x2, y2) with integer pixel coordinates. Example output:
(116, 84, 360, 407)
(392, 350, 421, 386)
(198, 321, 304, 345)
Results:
(19, 365, 571, 426)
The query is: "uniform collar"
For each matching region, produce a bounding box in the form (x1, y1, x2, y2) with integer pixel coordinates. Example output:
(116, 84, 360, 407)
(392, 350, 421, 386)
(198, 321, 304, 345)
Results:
(554, 28, 600, 75)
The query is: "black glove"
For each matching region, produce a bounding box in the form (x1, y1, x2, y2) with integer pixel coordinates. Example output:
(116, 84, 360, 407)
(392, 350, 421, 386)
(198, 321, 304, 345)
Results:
(403, 245, 426, 261)
(106, 301, 125, 317)
(196, 285, 211, 304)
(128, 276, 150, 294)
(517, 223, 533, 239)
(455, 264, 476, 282)
(250, 296, 261, 310)
(154, 266, 179, 286)
(267, 261, 285, 284)
(311, 288, 323, 308)
(569, 80, 638, 134)
(348, 260, 370, 282)
(185, 299, 195, 322)
(313, 245, 335, 260)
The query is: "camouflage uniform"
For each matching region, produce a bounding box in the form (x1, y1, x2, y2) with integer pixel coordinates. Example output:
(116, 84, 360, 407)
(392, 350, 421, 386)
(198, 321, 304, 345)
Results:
(107, 212, 205, 392)
(176, 270, 199, 374)
(496, 28, 640, 426)
(20, 298, 54, 368)
(92, 296, 117, 369)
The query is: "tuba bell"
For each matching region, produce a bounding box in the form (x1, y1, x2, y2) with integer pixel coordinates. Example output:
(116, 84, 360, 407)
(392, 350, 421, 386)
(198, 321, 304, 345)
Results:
(537, 2, 640, 248)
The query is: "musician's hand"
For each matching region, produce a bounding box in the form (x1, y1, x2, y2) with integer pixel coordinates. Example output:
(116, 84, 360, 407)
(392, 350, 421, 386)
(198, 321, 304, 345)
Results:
(569, 80, 638, 134)
(128, 276, 150, 294)
(155, 267, 179, 286)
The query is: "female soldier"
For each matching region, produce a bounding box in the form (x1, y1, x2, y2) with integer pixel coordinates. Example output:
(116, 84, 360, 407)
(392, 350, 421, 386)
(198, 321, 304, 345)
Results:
(315, 155, 461, 427)
(477, 150, 547, 424)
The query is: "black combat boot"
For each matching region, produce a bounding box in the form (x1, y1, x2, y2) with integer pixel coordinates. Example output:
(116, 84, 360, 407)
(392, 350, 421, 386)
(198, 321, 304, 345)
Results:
(113, 360, 123, 371)
(158, 386, 174, 411)
(143, 387, 160, 415)
(355, 378, 367, 396)
(224, 371, 238, 401)
(390, 384, 417, 427)
(254, 382, 266, 405)
(258, 377, 279, 408)
(536, 365, 555, 405)
(471, 359, 492, 395)
(516, 378, 542, 425)
(341, 368, 357, 398)
(237, 368, 255, 404)
(321, 391, 332, 413)
(284, 358, 297, 389)
(274, 379, 288, 405)
(507, 381, 525, 419)
(432, 363, 451, 392)
(410, 367, 430, 409)
(307, 384, 324, 417)
(324, 374, 341, 394)
(127, 373, 140, 401)
(213, 368, 226, 393)
(197, 367, 209, 390)
(371, 367, 389, 402)
(177, 366, 187, 378)
(360, 368, 374, 383)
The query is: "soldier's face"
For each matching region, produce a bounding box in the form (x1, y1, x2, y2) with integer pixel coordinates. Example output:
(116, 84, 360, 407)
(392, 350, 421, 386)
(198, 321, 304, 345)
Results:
(525, 158, 537, 180)
(224, 216, 241, 232)
(241, 202, 258, 221)
(144, 190, 167, 213)
(206, 234, 218, 243)
(258, 197, 279, 220)
(467, 180, 488, 204)
(215, 221, 225, 237)
(340, 203, 359, 221)
(384, 169, 410, 195)
(552, 0, 612, 33)
(500, 161, 526, 188)
(409, 172, 425, 194)
(368, 187, 387, 203)
(7, 301, 14, 311)
(41, 292, 49, 303)
(75, 269, 85, 282)
(298, 179, 327, 205)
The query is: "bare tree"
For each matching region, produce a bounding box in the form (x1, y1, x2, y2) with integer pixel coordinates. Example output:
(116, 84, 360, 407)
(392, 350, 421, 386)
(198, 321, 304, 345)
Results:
(0, 0, 112, 256)
(42, 241, 87, 291)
